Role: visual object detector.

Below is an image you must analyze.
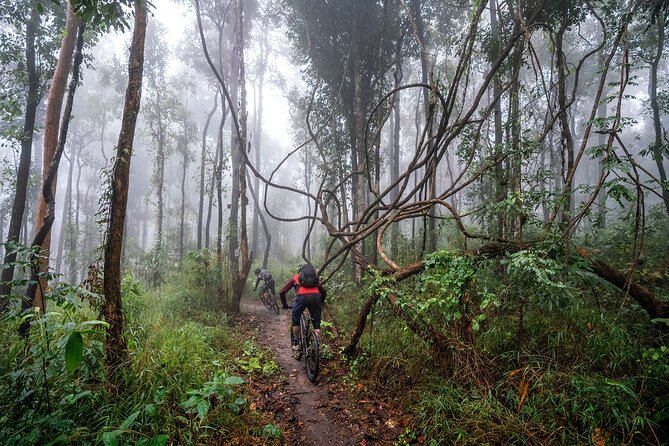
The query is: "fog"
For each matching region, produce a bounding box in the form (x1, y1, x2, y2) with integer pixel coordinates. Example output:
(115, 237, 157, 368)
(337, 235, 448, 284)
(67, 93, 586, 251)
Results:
(1, 0, 668, 286)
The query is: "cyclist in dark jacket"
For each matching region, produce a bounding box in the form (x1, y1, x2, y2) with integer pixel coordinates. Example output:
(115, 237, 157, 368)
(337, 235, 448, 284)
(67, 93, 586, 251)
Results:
(253, 268, 276, 296)
(279, 264, 327, 350)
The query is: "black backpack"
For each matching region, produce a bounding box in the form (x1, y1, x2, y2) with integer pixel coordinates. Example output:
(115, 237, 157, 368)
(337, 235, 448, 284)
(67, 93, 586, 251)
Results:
(298, 264, 319, 287)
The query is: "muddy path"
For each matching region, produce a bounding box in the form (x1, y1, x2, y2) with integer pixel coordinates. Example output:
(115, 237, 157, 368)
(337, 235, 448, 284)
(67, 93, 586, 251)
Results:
(241, 298, 398, 445)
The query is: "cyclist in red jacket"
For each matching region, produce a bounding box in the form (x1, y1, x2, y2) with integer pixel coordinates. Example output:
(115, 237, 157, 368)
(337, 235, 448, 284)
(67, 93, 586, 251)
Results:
(279, 264, 327, 351)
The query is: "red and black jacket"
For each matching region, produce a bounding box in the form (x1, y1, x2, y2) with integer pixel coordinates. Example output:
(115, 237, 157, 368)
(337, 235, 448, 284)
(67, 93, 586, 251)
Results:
(279, 274, 327, 306)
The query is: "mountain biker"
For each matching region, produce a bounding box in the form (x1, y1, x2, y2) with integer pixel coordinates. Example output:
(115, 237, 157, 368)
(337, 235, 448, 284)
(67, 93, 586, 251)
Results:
(278, 264, 327, 351)
(253, 267, 276, 297)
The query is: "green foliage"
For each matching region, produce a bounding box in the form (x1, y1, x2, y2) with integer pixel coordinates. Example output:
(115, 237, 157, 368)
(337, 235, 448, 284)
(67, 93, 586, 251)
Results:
(261, 423, 282, 438)
(235, 340, 280, 375)
(180, 373, 246, 419)
(0, 301, 107, 445)
(330, 229, 668, 445)
(0, 264, 276, 445)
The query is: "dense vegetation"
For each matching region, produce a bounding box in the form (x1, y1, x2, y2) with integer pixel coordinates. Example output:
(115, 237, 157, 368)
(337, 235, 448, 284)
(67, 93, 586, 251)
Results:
(1, 0, 668, 444)
(0, 254, 284, 445)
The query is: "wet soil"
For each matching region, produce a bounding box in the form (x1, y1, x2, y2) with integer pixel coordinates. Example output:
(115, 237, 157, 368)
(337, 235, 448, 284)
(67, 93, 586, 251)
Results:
(241, 298, 400, 446)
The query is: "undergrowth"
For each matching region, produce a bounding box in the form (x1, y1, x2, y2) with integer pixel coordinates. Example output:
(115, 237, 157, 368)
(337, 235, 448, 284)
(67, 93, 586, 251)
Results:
(329, 240, 669, 445)
(0, 253, 282, 445)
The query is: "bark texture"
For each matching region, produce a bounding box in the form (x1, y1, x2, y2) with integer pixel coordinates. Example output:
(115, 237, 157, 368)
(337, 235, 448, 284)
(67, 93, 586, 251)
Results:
(103, 0, 147, 380)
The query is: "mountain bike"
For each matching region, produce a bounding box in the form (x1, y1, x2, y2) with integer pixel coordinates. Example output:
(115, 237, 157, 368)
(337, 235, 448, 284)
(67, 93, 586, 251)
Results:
(290, 309, 320, 382)
(259, 288, 279, 314)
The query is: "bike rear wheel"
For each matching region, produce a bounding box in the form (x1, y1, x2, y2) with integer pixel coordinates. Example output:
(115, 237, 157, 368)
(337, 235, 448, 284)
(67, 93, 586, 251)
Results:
(305, 325, 320, 382)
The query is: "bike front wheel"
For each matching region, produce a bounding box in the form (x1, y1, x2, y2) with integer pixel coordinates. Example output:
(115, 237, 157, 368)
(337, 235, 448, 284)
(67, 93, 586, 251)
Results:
(260, 291, 273, 311)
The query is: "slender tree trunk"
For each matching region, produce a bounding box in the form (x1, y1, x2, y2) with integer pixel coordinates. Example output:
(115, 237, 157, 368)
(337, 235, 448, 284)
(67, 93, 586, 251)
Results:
(179, 147, 188, 261)
(247, 170, 272, 268)
(649, 22, 669, 216)
(216, 115, 225, 267)
(55, 148, 76, 277)
(390, 58, 401, 259)
(103, 0, 147, 381)
(68, 153, 82, 284)
(490, 0, 505, 238)
(23, 20, 84, 337)
(227, 3, 241, 307)
(154, 100, 166, 256)
(251, 31, 268, 258)
(0, 0, 41, 309)
(198, 92, 218, 250)
(409, 0, 437, 253)
(351, 19, 367, 284)
(230, 0, 252, 312)
(510, 44, 523, 241)
(32, 1, 78, 310)
(556, 22, 575, 229)
(596, 59, 607, 228)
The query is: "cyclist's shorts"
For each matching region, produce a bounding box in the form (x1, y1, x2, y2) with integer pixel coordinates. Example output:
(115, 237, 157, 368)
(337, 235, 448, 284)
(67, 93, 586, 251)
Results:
(291, 293, 322, 328)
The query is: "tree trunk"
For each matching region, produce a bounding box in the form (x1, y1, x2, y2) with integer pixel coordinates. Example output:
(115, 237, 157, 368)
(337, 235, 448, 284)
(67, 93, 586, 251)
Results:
(351, 15, 367, 285)
(215, 115, 224, 267)
(648, 21, 669, 217)
(409, 0, 437, 253)
(596, 57, 607, 229)
(198, 92, 218, 250)
(0, 0, 41, 310)
(69, 154, 83, 284)
(247, 170, 272, 268)
(55, 147, 76, 278)
(22, 20, 84, 337)
(103, 0, 147, 381)
(556, 21, 575, 229)
(390, 55, 401, 259)
(251, 29, 268, 258)
(490, 0, 506, 238)
(230, 0, 252, 313)
(179, 146, 188, 261)
(227, 2, 241, 310)
(32, 1, 78, 310)
(154, 94, 166, 256)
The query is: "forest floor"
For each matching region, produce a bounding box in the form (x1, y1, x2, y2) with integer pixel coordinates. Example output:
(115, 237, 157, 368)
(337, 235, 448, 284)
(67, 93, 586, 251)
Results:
(239, 297, 405, 446)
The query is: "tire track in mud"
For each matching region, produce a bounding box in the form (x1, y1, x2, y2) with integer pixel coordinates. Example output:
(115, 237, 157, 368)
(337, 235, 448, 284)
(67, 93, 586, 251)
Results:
(242, 299, 364, 445)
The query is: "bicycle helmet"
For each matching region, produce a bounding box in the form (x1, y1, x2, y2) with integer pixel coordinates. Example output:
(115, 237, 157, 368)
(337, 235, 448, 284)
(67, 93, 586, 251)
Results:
(295, 264, 303, 274)
(254, 268, 261, 275)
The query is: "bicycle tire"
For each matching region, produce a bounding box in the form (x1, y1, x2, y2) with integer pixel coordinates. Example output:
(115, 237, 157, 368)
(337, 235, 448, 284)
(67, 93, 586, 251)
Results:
(305, 325, 320, 382)
(268, 292, 279, 314)
(260, 291, 272, 311)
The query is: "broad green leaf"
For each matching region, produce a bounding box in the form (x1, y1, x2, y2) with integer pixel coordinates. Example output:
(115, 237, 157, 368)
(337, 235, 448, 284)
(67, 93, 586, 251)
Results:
(196, 399, 210, 419)
(223, 376, 245, 385)
(65, 331, 84, 373)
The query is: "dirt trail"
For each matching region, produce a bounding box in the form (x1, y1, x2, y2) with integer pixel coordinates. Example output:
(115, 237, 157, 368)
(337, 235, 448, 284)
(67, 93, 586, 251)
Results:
(242, 298, 376, 446)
